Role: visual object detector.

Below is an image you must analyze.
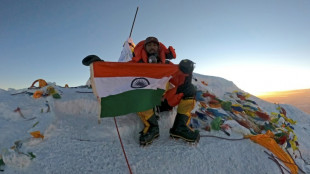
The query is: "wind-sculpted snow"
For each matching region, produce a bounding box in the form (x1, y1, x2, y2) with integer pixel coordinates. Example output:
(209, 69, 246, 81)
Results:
(1, 74, 310, 174)
(54, 98, 99, 116)
(193, 73, 241, 99)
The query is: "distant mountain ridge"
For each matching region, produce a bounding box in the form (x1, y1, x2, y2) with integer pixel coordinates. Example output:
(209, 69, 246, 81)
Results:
(257, 88, 310, 114)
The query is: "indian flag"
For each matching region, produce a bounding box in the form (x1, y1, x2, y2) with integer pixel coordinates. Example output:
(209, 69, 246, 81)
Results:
(90, 61, 179, 117)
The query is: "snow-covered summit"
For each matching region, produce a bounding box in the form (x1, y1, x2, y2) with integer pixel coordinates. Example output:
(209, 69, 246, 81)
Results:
(0, 73, 310, 174)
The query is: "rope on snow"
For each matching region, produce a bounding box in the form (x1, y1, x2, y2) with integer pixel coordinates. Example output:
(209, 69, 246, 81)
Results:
(285, 149, 306, 174)
(297, 149, 309, 165)
(114, 117, 133, 174)
(264, 151, 288, 174)
(200, 135, 245, 141)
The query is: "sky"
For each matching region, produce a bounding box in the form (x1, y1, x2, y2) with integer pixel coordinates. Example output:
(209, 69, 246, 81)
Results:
(1, 0, 310, 95)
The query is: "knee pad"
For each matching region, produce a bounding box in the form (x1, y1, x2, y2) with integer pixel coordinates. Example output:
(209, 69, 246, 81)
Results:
(177, 99, 196, 117)
(137, 109, 154, 121)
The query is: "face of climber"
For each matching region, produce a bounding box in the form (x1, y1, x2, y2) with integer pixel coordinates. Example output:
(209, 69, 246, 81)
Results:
(145, 42, 159, 55)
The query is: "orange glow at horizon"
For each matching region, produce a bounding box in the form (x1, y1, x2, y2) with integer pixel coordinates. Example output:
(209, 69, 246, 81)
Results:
(257, 89, 310, 114)
(197, 61, 310, 96)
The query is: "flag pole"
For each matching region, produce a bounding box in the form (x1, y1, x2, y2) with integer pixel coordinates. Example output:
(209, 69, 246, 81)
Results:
(129, 6, 139, 38)
(90, 64, 102, 124)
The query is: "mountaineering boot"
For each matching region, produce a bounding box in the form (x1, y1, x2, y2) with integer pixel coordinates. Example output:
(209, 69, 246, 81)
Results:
(139, 114, 159, 146)
(170, 113, 200, 143)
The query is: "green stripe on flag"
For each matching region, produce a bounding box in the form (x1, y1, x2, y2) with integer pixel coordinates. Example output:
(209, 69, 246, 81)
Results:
(100, 89, 165, 117)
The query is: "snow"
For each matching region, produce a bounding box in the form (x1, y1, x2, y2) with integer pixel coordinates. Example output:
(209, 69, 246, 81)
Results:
(1, 73, 310, 174)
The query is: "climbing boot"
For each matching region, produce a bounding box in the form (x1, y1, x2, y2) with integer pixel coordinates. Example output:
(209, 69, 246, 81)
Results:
(139, 114, 159, 146)
(170, 113, 200, 143)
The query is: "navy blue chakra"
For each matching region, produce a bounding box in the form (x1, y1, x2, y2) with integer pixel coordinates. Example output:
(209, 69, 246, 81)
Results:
(131, 78, 150, 88)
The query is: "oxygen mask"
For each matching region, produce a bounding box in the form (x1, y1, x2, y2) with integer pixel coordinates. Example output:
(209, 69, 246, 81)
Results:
(148, 54, 158, 63)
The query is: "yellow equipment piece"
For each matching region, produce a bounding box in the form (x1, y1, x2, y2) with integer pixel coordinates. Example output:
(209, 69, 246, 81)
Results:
(33, 90, 43, 99)
(177, 99, 195, 125)
(137, 109, 154, 134)
(245, 130, 298, 174)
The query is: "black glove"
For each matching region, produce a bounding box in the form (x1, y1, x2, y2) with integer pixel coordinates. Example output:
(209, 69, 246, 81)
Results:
(82, 55, 103, 66)
(177, 83, 196, 99)
(165, 46, 176, 60)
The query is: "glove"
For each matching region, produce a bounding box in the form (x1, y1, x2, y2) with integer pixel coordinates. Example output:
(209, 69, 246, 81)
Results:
(82, 55, 103, 66)
(166, 46, 176, 60)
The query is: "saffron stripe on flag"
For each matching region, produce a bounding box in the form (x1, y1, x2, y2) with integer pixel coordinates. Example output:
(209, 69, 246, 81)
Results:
(93, 61, 179, 78)
(100, 89, 164, 117)
(91, 61, 181, 117)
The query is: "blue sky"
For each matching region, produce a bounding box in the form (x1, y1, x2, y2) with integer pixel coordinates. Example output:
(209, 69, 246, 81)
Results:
(1, 0, 310, 95)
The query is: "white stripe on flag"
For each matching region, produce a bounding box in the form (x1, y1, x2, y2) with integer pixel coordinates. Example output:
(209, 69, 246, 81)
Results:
(94, 76, 171, 98)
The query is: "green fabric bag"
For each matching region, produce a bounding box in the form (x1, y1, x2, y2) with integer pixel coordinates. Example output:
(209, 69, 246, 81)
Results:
(221, 101, 232, 111)
(211, 117, 223, 130)
(52, 93, 61, 99)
